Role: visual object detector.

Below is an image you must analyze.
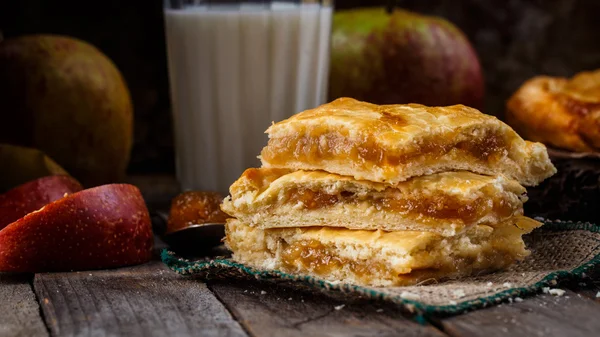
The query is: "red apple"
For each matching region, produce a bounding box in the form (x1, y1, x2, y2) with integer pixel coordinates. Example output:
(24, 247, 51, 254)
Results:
(0, 175, 83, 231)
(0, 184, 153, 272)
(329, 8, 484, 109)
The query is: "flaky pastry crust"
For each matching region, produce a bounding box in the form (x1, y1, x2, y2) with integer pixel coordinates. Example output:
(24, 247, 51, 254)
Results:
(261, 98, 555, 186)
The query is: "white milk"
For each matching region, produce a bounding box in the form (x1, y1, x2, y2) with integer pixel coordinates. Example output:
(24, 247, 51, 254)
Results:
(164, 3, 332, 195)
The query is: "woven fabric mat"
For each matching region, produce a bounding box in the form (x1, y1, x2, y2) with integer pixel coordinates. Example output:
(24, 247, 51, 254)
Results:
(161, 219, 600, 316)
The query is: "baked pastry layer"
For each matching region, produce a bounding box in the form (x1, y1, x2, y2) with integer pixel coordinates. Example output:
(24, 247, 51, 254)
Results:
(506, 70, 600, 153)
(222, 168, 527, 236)
(260, 97, 556, 186)
(225, 217, 541, 287)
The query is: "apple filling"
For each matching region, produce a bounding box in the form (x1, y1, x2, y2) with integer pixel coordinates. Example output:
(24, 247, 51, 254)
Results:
(261, 129, 509, 168)
(278, 238, 517, 286)
(277, 239, 480, 285)
(553, 91, 600, 116)
(281, 236, 516, 271)
(281, 187, 518, 224)
(280, 239, 400, 283)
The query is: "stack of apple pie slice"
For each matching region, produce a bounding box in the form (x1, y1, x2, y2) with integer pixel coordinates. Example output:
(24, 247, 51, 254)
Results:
(221, 98, 556, 287)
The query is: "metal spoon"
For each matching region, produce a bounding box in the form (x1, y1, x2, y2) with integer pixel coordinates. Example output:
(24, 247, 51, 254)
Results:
(161, 223, 225, 254)
(151, 211, 226, 255)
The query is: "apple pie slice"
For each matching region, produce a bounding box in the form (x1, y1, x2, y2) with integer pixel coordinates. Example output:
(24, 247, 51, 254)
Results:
(221, 168, 527, 236)
(260, 97, 556, 186)
(225, 216, 541, 287)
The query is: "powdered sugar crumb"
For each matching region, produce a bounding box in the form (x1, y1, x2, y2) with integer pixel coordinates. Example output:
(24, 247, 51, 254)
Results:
(452, 289, 466, 298)
(400, 291, 421, 301)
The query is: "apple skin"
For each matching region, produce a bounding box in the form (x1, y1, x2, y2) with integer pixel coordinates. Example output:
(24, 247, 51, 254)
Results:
(0, 175, 83, 231)
(329, 8, 484, 109)
(0, 184, 153, 272)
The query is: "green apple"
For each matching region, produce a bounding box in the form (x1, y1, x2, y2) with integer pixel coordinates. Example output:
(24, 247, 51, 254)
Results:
(0, 144, 69, 193)
(329, 8, 484, 109)
(0, 35, 134, 187)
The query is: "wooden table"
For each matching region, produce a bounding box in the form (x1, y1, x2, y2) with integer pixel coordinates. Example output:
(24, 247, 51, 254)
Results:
(3, 240, 600, 337)
(3, 177, 600, 337)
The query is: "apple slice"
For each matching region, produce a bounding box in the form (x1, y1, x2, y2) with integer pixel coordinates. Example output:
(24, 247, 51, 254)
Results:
(0, 175, 83, 231)
(0, 184, 153, 272)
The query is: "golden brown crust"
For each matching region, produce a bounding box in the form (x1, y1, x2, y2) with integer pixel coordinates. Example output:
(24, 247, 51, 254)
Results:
(222, 168, 527, 236)
(506, 70, 600, 153)
(261, 98, 555, 186)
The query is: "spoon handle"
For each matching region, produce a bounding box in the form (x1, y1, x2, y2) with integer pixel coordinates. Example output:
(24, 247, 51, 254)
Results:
(150, 210, 169, 235)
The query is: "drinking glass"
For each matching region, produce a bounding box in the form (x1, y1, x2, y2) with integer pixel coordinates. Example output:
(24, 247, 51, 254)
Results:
(164, 0, 333, 195)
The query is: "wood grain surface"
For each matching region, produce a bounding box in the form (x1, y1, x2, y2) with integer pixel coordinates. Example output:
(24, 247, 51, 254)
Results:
(2, 225, 599, 337)
(0, 273, 49, 337)
(209, 280, 448, 337)
(33, 260, 247, 337)
(439, 290, 600, 337)
(1, 255, 598, 337)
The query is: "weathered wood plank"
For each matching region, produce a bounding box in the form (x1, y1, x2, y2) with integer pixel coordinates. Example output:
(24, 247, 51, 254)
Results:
(439, 289, 600, 337)
(209, 280, 448, 337)
(0, 273, 49, 337)
(34, 260, 247, 337)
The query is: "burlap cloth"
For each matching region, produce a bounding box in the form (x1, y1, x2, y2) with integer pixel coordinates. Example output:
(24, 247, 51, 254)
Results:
(162, 219, 600, 316)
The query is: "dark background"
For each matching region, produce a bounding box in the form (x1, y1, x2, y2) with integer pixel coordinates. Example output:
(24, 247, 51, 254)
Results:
(2, 0, 599, 175)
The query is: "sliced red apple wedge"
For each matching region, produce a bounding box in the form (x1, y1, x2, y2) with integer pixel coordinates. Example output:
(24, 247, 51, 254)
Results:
(0, 184, 153, 272)
(0, 175, 83, 231)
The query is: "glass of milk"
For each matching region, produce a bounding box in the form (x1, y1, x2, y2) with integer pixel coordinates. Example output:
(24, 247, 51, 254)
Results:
(163, 0, 333, 195)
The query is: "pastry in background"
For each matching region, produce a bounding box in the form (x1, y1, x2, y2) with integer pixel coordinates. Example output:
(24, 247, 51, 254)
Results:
(507, 70, 600, 223)
(506, 69, 600, 153)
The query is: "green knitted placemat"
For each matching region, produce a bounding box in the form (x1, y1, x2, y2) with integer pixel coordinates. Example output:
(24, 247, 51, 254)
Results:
(162, 219, 600, 317)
